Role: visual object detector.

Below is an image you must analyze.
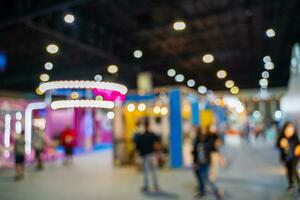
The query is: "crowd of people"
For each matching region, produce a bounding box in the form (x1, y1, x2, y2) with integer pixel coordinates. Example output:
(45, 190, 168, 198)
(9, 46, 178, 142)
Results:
(12, 126, 76, 181)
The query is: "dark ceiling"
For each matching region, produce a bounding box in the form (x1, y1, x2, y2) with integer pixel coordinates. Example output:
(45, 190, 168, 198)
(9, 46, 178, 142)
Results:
(0, 0, 299, 93)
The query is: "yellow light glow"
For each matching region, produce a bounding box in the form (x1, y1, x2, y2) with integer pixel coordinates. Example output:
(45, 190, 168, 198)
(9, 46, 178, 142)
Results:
(160, 107, 168, 115)
(107, 65, 118, 74)
(217, 70, 227, 79)
(46, 44, 59, 54)
(40, 73, 50, 82)
(138, 103, 146, 112)
(202, 54, 214, 63)
(225, 80, 234, 88)
(153, 106, 161, 114)
(35, 87, 43, 95)
(127, 104, 135, 112)
(70, 92, 79, 100)
(173, 21, 186, 31)
(95, 95, 103, 101)
(230, 86, 240, 94)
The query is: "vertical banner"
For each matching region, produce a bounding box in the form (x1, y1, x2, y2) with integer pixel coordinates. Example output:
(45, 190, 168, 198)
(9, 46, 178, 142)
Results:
(191, 98, 200, 126)
(169, 89, 183, 168)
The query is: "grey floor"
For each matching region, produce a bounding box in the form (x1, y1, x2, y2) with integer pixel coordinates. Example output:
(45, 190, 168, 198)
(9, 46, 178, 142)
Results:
(0, 142, 299, 200)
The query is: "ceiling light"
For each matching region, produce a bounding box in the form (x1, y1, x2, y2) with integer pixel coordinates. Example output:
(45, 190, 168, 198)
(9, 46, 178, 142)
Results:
(187, 79, 195, 87)
(263, 56, 271, 63)
(261, 71, 269, 79)
(167, 69, 176, 77)
(107, 65, 118, 74)
(173, 21, 186, 31)
(259, 78, 268, 87)
(133, 50, 143, 58)
(202, 54, 214, 63)
(153, 106, 161, 114)
(64, 14, 75, 24)
(198, 86, 207, 94)
(40, 73, 50, 82)
(266, 28, 276, 38)
(44, 62, 53, 70)
(46, 44, 59, 54)
(216, 70, 227, 79)
(138, 103, 146, 112)
(175, 74, 184, 82)
(225, 80, 235, 88)
(127, 104, 135, 112)
(264, 62, 274, 70)
(230, 86, 240, 94)
(94, 74, 103, 82)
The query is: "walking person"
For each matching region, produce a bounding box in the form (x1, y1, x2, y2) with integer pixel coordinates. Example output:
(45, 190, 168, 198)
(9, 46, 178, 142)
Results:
(192, 127, 223, 199)
(276, 122, 300, 192)
(14, 131, 25, 181)
(32, 127, 46, 170)
(60, 127, 76, 165)
(135, 119, 160, 192)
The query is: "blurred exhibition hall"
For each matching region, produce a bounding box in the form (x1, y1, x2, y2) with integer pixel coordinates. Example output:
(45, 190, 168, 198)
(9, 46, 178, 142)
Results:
(1, 0, 300, 200)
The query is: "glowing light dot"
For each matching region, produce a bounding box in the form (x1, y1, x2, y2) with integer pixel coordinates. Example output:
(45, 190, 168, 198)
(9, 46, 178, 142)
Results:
(225, 80, 235, 88)
(198, 86, 207, 94)
(167, 69, 176, 77)
(46, 44, 59, 54)
(64, 14, 75, 24)
(217, 70, 227, 79)
(35, 87, 43, 95)
(187, 79, 195, 87)
(153, 106, 161, 114)
(133, 50, 143, 58)
(94, 74, 103, 82)
(70, 92, 79, 100)
(266, 28, 276, 38)
(127, 104, 135, 112)
(202, 54, 214, 63)
(264, 62, 274, 70)
(175, 74, 184, 82)
(44, 62, 53, 70)
(138, 103, 146, 112)
(107, 65, 118, 74)
(173, 21, 186, 31)
(40, 73, 50, 82)
(95, 95, 103, 101)
(263, 56, 271, 63)
(259, 78, 268, 87)
(230, 86, 240, 94)
(160, 107, 168, 115)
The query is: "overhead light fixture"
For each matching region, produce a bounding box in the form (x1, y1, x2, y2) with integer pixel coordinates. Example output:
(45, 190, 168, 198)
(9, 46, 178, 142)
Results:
(175, 74, 184, 82)
(40, 73, 50, 82)
(261, 71, 269, 79)
(173, 21, 186, 31)
(263, 56, 271, 63)
(259, 78, 268, 87)
(133, 50, 143, 58)
(230, 86, 240, 94)
(44, 62, 53, 70)
(202, 54, 214, 63)
(187, 79, 196, 87)
(153, 106, 161, 114)
(39, 80, 128, 95)
(160, 107, 168, 115)
(107, 65, 118, 74)
(46, 44, 59, 54)
(138, 103, 146, 112)
(266, 28, 276, 38)
(94, 74, 103, 82)
(198, 86, 207, 94)
(225, 80, 235, 88)
(51, 100, 115, 110)
(216, 70, 227, 79)
(127, 103, 135, 112)
(264, 62, 274, 70)
(167, 69, 176, 77)
(64, 14, 75, 24)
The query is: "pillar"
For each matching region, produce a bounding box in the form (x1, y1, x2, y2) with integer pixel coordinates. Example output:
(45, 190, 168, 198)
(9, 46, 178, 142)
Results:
(169, 89, 183, 168)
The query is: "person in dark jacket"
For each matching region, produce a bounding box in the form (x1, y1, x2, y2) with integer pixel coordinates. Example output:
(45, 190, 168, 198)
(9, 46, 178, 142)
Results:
(192, 127, 223, 199)
(135, 119, 160, 192)
(276, 122, 300, 191)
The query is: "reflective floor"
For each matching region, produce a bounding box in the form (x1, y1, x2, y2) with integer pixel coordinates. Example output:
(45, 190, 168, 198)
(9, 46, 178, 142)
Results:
(0, 142, 298, 200)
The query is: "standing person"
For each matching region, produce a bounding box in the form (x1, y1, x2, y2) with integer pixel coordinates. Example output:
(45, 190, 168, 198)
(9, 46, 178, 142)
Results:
(32, 127, 46, 170)
(276, 122, 300, 192)
(192, 127, 223, 199)
(135, 119, 160, 192)
(14, 131, 25, 181)
(208, 125, 226, 182)
(60, 127, 76, 165)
